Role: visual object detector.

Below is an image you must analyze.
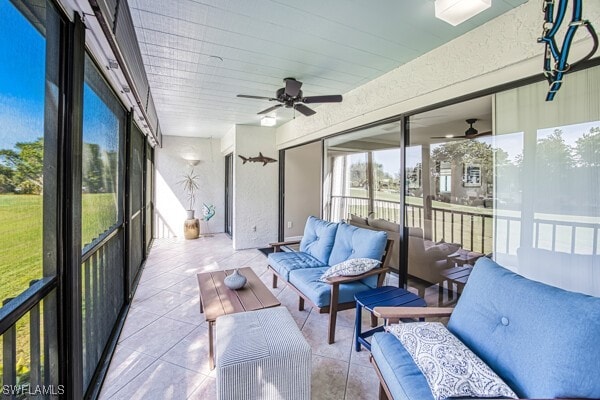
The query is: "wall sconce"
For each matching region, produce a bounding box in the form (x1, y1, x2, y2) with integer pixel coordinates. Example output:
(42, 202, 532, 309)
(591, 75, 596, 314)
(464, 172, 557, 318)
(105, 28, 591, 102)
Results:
(434, 0, 491, 26)
(260, 116, 276, 127)
(186, 159, 201, 166)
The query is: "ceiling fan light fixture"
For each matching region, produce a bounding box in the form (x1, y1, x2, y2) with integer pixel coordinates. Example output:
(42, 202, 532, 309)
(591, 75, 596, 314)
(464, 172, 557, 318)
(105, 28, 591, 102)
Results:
(434, 0, 491, 26)
(260, 115, 276, 127)
(445, 134, 454, 138)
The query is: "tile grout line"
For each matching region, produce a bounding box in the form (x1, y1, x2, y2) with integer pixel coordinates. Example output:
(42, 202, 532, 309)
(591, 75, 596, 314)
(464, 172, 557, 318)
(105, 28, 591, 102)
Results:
(103, 356, 160, 400)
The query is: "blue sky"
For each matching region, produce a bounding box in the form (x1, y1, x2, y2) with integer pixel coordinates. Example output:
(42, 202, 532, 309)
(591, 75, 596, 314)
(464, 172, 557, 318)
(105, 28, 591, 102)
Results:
(0, 0, 45, 150)
(0, 1, 120, 154)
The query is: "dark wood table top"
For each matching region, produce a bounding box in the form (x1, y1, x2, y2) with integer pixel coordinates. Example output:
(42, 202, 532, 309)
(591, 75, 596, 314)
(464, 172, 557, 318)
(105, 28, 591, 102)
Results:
(197, 267, 280, 322)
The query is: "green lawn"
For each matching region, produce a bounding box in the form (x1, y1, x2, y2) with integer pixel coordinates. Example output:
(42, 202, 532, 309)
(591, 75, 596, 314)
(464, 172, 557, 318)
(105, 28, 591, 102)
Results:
(0, 193, 116, 382)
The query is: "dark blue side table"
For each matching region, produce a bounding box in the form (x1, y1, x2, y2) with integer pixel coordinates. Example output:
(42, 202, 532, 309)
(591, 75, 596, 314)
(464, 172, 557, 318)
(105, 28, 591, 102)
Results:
(354, 286, 426, 352)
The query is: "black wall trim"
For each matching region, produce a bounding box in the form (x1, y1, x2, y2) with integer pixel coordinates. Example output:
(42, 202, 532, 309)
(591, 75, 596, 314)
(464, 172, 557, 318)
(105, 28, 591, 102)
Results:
(59, 14, 85, 400)
(123, 109, 132, 309)
(278, 149, 285, 241)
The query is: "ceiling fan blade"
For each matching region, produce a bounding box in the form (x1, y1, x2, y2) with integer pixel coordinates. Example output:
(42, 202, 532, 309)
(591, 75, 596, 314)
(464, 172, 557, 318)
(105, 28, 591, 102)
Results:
(432, 130, 492, 140)
(302, 95, 343, 104)
(431, 135, 466, 139)
(257, 104, 283, 115)
(294, 104, 316, 116)
(285, 78, 302, 97)
(237, 94, 273, 100)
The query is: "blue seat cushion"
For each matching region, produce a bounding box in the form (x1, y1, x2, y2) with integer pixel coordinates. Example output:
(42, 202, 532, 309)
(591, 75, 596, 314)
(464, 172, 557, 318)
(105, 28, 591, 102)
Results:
(288, 267, 372, 308)
(298, 216, 338, 265)
(268, 251, 327, 281)
(371, 332, 434, 400)
(448, 257, 600, 399)
(328, 223, 387, 267)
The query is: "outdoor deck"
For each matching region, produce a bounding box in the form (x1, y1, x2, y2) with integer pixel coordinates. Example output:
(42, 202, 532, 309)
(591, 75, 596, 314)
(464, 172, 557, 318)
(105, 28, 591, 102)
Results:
(99, 234, 403, 400)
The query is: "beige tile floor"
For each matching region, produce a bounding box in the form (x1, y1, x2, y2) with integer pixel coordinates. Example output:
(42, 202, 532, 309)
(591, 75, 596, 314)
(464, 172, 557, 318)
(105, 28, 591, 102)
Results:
(99, 234, 422, 400)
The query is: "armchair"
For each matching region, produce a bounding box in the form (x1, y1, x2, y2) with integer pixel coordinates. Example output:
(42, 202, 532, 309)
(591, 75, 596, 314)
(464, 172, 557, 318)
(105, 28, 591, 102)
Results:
(369, 257, 600, 400)
(407, 227, 460, 285)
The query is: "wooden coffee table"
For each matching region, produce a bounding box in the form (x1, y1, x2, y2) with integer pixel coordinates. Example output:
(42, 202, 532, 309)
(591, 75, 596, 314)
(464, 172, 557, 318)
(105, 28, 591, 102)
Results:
(197, 267, 280, 369)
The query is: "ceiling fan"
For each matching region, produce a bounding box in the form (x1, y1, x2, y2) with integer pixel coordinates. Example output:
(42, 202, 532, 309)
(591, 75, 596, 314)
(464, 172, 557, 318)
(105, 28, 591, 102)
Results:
(432, 118, 492, 139)
(237, 77, 343, 117)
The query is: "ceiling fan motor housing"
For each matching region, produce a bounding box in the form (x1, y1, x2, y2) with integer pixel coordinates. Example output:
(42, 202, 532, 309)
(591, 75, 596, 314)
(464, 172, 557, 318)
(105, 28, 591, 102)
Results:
(276, 87, 303, 106)
(237, 77, 342, 116)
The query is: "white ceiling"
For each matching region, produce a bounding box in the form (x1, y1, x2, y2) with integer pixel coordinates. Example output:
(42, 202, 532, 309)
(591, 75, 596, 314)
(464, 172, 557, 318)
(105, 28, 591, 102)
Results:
(128, 0, 527, 138)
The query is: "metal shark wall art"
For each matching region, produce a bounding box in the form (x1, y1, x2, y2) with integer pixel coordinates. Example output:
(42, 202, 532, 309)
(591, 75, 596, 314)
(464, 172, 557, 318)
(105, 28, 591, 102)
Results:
(238, 152, 277, 166)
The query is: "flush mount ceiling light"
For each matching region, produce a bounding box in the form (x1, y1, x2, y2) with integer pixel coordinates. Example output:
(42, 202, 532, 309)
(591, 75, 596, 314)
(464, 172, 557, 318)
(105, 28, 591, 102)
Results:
(260, 116, 276, 127)
(435, 0, 491, 26)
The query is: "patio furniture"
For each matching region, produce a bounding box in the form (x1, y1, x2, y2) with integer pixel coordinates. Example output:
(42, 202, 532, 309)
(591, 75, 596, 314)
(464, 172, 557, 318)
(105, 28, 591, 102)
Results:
(216, 307, 311, 400)
(407, 227, 460, 288)
(197, 267, 280, 369)
(354, 286, 426, 352)
(268, 216, 392, 344)
(347, 213, 401, 271)
(438, 265, 473, 303)
(446, 248, 484, 267)
(370, 257, 600, 400)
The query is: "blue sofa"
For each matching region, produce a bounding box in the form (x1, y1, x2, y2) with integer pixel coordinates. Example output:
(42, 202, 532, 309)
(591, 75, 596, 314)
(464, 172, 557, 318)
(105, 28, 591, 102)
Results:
(371, 257, 600, 400)
(268, 216, 392, 344)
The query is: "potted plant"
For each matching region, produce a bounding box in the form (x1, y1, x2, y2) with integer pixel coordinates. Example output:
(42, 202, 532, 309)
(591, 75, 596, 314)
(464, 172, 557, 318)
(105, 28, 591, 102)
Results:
(178, 169, 201, 239)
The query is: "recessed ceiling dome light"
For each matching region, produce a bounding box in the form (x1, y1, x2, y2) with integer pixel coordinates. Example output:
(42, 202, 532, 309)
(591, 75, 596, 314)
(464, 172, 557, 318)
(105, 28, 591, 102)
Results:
(435, 0, 491, 26)
(261, 116, 276, 127)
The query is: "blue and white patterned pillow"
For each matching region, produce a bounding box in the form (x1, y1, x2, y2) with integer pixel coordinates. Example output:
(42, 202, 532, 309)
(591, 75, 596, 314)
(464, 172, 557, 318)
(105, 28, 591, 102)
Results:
(386, 322, 517, 400)
(319, 258, 380, 282)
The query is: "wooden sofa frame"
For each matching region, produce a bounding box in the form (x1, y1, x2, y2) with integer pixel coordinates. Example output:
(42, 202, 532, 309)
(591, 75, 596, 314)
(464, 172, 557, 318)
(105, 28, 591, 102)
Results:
(268, 239, 394, 344)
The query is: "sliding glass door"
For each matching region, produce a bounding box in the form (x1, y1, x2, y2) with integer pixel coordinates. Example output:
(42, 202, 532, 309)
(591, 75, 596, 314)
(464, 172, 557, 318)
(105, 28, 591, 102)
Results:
(323, 121, 402, 273)
(495, 65, 600, 296)
(404, 66, 600, 304)
(323, 121, 402, 223)
(405, 96, 494, 304)
(0, 0, 63, 392)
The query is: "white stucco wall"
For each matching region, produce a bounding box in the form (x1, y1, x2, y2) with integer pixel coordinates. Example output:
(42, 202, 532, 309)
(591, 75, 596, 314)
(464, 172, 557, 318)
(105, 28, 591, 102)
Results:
(275, 0, 600, 148)
(284, 141, 321, 237)
(154, 136, 224, 238)
(233, 125, 278, 250)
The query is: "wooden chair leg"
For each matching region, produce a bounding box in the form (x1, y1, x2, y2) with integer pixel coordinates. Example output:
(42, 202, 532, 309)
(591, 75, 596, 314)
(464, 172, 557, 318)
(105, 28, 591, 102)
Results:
(299, 296, 305, 311)
(370, 313, 378, 328)
(328, 284, 340, 344)
(272, 273, 278, 288)
(379, 384, 388, 400)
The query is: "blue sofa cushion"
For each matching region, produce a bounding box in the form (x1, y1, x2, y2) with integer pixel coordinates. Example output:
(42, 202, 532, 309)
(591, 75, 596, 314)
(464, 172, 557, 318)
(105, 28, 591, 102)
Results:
(288, 267, 372, 308)
(386, 322, 517, 400)
(268, 251, 328, 281)
(328, 223, 387, 267)
(371, 332, 434, 400)
(448, 257, 600, 399)
(298, 216, 338, 265)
